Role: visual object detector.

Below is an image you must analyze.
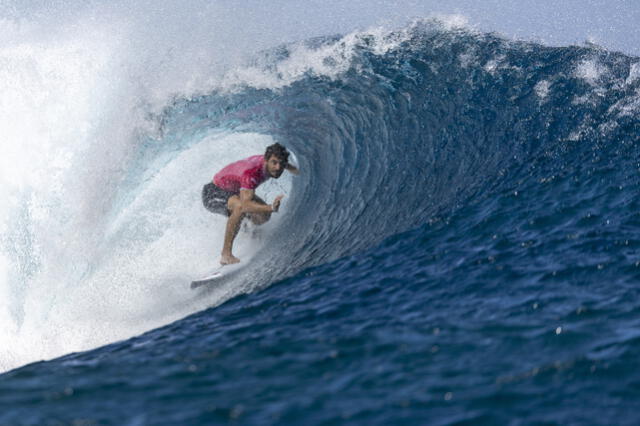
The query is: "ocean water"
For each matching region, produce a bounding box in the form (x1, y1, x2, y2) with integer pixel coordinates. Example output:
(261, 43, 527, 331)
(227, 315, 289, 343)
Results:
(1, 12, 640, 426)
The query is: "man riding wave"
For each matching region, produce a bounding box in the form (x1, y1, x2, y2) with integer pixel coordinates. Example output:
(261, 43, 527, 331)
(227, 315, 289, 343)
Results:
(202, 143, 299, 265)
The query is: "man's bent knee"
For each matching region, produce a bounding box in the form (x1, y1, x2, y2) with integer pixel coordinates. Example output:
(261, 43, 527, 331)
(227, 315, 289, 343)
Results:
(227, 197, 243, 215)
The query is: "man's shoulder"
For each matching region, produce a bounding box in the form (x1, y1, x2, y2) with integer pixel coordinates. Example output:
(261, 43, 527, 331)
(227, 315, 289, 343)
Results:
(247, 154, 264, 164)
(243, 155, 264, 170)
(228, 155, 261, 169)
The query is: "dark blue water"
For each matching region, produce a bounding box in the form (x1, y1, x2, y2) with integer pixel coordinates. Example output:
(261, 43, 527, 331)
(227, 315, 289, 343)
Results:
(2, 23, 640, 424)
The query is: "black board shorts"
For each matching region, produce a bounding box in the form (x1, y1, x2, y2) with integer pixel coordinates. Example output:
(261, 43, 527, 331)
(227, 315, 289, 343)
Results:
(202, 182, 236, 216)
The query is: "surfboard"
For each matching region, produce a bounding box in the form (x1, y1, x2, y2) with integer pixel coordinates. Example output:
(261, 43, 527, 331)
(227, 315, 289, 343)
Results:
(190, 262, 245, 289)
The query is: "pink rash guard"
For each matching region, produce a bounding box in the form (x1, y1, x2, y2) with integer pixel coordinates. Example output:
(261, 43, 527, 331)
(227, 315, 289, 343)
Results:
(213, 155, 269, 193)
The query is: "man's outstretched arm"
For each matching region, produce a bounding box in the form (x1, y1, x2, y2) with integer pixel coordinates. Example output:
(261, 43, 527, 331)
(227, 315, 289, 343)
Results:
(286, 163, 300, 175)
(238, 189, 281, 213)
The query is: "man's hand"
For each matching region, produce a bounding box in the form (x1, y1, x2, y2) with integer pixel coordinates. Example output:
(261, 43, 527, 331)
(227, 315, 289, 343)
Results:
(272, 195, 284, 212)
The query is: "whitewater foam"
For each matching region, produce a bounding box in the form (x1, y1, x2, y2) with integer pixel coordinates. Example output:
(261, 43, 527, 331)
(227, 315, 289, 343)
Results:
(534, 80, 551, 101)
(218, 17, 474, 92)
(575, 58, 607, 85)
(0, 129, 289, 373)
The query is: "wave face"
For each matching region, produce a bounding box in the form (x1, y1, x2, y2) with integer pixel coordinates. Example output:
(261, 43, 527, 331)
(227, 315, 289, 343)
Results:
(2, 21, 640, 423)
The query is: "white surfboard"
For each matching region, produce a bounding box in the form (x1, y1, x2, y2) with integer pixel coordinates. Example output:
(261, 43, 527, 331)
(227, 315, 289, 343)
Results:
(190, 262, 246, 289)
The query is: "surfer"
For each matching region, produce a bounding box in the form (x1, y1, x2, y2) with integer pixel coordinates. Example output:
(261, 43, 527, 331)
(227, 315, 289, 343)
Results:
(202, 143, 299, 265)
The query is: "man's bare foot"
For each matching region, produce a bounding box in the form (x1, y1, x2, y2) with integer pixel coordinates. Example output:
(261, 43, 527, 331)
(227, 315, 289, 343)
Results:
(220, 253, 241, 265)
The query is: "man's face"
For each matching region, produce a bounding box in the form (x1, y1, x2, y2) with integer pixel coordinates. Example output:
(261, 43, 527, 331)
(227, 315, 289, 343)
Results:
(266, 155, 286, 178)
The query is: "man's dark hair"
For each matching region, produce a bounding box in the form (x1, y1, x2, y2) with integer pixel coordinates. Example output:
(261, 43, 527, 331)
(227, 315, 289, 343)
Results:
(264, 143, 290, 164)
